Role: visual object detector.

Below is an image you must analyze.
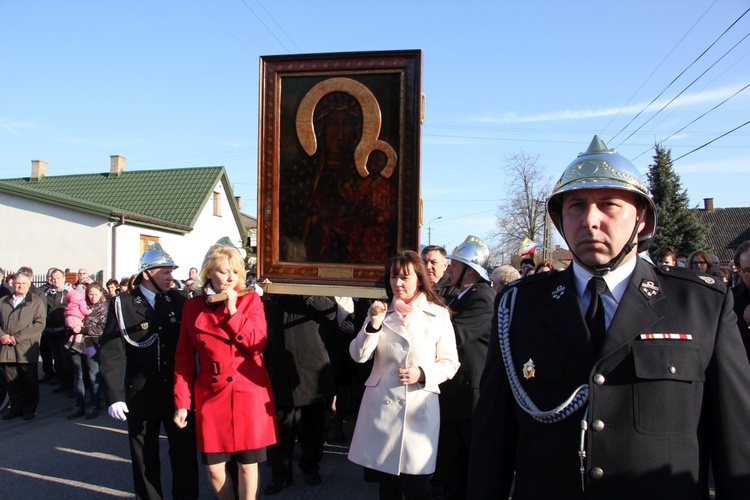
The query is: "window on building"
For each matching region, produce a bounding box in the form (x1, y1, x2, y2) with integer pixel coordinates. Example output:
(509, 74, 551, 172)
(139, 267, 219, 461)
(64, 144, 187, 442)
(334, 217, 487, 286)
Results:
(140, 234, 160, 256)
(213, 192, 221, 217)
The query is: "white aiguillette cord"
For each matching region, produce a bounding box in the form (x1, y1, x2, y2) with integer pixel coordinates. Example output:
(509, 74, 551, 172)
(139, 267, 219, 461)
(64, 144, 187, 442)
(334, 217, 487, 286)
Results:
(497, 287, 591, 491)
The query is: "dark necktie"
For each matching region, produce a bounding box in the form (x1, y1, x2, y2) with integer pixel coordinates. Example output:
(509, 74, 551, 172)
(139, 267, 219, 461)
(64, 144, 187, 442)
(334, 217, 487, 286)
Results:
(154, 293, 167, 314)
(585, 277, 608, 351)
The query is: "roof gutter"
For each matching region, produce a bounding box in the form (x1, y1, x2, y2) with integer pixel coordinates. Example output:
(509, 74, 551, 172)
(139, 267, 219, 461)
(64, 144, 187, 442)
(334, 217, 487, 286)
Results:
(110, 211, 193, 233)
(109, 214, 125, 280)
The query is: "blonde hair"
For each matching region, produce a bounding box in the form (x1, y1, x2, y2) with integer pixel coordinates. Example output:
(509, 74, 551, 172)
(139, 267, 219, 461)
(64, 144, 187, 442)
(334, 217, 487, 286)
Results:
(195, 244, 247, 293)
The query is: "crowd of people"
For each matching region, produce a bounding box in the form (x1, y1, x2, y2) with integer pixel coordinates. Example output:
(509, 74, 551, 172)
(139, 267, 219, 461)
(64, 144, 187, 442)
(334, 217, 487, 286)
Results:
(2, 135, 750, 500)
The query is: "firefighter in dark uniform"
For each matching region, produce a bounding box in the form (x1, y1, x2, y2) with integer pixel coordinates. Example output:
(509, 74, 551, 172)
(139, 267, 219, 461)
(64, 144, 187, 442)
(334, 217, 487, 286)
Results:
(100, 244, 199, 499)
(468, 136, 750, 499)
(433, 236, 495, 499)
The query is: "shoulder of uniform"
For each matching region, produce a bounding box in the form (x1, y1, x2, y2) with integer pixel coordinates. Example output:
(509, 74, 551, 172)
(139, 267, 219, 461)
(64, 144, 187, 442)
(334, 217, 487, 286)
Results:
(653, 265, 726, 292)
(167, 289, 187, 302)
(507, 269, 560, 289)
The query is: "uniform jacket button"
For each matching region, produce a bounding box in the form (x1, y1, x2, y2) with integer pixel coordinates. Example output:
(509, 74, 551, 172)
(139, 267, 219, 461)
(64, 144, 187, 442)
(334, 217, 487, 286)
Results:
(200, 341, 206, 346)
(590, 467, 604, 479)
(592, 419, 605, 431)
(237, 335, 243, 341)
(212, 378, 218, 383)
(398, 400, 405, 406)
(226, 376, 233, 382)
(593, 374, 606, 385)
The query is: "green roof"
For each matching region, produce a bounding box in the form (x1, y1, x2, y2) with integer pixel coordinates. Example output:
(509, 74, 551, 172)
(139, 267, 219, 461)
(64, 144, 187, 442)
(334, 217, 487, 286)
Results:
(0, 166, 240, 234)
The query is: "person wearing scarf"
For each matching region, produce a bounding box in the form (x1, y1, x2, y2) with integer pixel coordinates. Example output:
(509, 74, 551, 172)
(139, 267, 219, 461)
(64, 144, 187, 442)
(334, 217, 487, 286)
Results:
(348, 250, 460, 500)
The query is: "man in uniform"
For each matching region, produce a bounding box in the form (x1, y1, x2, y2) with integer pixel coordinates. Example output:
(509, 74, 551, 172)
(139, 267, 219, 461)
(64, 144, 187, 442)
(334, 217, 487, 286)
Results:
(732, 240, 750, 360)
(468, 136, 750, 498)
(100, 244, 198, 499)
(421, 245, 459, 304)
(433, 236, 495, 499)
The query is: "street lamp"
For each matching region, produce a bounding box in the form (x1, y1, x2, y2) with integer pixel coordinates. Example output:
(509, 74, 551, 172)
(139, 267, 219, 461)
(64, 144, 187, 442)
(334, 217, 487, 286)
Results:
(428, 216, 443, 245)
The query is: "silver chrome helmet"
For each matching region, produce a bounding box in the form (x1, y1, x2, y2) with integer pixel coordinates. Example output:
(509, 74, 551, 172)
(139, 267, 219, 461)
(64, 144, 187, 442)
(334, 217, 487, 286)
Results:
(547, 135, 657, 252)
(138, 243, 178, 273)
(448, 235, 490, 281)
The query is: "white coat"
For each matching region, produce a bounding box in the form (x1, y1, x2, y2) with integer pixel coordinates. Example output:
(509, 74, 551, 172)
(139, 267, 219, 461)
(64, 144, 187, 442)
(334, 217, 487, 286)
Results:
(348, 298, 459, 475)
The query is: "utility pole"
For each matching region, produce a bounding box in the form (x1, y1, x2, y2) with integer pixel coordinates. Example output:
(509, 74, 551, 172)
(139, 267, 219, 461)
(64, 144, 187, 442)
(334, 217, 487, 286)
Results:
(428, 216, 442, 245)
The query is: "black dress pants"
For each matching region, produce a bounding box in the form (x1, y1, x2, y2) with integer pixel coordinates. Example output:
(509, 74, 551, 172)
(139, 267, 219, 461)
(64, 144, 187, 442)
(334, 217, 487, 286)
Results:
(267, 401, 327, 481)
(433, 418, 472, 500)
(126, 414, 199, 500)
(1, 362, 39, 415)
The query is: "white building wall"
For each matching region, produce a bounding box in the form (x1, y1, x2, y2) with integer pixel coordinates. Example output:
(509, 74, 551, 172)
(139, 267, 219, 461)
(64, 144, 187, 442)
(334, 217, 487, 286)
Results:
(111, 179, 243, 283)
(168, 179, 244, 281)
(2, 179, 243, 284)
(0, 193, 110, 279)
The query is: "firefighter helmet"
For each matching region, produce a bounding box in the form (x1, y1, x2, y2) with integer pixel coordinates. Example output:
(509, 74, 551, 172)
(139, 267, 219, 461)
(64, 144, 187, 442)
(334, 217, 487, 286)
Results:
(447, 235, 490, 281)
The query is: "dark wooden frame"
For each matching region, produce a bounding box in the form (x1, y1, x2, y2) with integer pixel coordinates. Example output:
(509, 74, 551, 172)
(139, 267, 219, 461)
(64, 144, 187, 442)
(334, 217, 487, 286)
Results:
(257, 50, 422, 290)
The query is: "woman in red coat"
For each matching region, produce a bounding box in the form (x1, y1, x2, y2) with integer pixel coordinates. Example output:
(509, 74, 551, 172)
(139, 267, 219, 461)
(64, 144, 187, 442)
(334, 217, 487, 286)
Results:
(174, 242, 277, 499)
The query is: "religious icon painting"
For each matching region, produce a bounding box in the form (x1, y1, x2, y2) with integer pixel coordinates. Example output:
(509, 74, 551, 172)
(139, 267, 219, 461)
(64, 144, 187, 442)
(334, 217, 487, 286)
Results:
(257, 50, 422, 295)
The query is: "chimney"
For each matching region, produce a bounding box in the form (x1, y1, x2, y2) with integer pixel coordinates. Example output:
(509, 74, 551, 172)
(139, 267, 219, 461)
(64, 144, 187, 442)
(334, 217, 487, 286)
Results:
(109, 155, 126, 177)
(30, 160, 48, 182)
(703, 198, 714, 212)
(235, 196, 241, 210)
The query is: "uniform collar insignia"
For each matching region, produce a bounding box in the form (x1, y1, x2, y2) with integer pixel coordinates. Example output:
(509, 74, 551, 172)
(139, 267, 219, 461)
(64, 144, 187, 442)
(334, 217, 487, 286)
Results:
(551, 285, 565, 300)
(522, 359, 536, 379)
(698, 275, 716, 285)
(639, 279, 660, 299)
(134, 296, 143, 304)
(140, 322, 149, 330)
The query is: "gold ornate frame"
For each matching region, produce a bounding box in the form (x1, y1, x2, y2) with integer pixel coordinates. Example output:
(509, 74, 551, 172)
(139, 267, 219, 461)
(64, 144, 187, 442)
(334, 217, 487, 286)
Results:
(257, 50, 422, 294)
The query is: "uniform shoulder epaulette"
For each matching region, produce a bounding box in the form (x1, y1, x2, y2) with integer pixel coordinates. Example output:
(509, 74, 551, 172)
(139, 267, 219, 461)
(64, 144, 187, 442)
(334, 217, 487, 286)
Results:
(507, 269, 559, 289)
(654, 265, 726, 292)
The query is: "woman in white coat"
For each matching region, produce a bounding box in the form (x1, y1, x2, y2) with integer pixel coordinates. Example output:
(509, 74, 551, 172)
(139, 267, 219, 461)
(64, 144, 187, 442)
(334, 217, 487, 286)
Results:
(348, 250, 459, 499)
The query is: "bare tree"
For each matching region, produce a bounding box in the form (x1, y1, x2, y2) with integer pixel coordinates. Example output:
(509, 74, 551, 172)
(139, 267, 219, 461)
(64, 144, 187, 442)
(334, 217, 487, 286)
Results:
(491, 151, 553, 263)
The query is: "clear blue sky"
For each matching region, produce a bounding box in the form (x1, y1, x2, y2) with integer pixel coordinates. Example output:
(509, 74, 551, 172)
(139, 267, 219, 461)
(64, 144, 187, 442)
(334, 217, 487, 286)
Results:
(1, 1, 748, 255)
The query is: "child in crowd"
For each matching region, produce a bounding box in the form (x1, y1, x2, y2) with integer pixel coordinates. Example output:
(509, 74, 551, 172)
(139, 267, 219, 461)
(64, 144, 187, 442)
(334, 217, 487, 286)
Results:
(64, 288, 90, 352)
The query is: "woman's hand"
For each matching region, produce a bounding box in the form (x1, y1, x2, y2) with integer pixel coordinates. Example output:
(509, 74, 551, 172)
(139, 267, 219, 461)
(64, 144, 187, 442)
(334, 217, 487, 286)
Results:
(224, 287, 238, 316)
(173, 408, 189, 429)
(72, 326, 81, 334)
(369, 300, 387, 330)
(398, 365, 424, 386)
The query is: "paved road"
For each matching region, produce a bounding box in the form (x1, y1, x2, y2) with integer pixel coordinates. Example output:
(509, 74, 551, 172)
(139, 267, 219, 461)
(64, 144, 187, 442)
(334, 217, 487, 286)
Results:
(0, 382, 378, 499)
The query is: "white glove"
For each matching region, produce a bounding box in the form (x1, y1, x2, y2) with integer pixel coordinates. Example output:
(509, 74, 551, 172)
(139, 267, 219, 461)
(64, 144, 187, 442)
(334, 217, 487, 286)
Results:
(108, 401, 129, 421)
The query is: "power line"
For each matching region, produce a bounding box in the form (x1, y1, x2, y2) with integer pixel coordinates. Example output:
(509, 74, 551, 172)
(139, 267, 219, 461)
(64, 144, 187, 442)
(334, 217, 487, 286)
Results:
(609, 7, 750, 145)
(616, 30, 750, 147)
(672, 120, 750, 162)
(239, 0, 297, 53)
(631, 81, 750, 161)
(218, 0, 276, 53)
(195, 0, 258, 54)
(603, 0, 718, 134)
(647, 49, 750, 132)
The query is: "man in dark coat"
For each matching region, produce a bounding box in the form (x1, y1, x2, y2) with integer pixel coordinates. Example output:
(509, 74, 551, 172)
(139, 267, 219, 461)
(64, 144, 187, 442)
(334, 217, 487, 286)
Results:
(732, 240, 750, 360)
(40, 268, 73, 391)
(262, 294, 336, 495)
(468, 136, 750, 499)
(100, 244, 198, 500)
(422, 245, 459, 304)
(432, 236, 495, 500)
(0, 272, 46, 420)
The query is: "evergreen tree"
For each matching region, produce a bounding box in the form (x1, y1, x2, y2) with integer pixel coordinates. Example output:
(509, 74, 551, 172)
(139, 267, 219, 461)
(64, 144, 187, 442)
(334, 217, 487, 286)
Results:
(646, 143, 708, 256)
